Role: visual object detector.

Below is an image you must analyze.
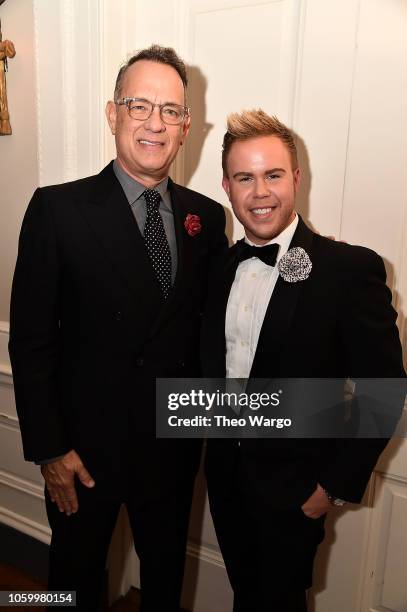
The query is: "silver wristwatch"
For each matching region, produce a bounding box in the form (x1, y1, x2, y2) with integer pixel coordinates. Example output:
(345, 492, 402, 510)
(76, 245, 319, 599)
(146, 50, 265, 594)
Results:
(324, 489, 347, 507)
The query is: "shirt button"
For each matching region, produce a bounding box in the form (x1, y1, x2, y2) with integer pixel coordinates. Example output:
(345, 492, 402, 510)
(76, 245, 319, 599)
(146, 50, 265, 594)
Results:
(244, 305, 249, 312)
(251, 273, 257, 278)
(135, 357, 144, 367)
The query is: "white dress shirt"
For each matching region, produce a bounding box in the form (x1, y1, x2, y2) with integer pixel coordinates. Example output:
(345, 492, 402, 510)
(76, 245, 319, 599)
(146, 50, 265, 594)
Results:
(225, 214, 299, 379)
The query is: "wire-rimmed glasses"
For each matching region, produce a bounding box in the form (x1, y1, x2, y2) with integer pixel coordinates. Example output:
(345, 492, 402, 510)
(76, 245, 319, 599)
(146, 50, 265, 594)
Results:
(115, 97, 190, 125)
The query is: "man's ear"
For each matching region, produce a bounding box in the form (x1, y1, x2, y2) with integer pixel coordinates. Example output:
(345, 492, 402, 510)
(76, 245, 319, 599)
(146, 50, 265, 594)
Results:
(180, 114, 191, 145)
(222, 176, 231, 200)
(293, 167, 301, 193)
(105, 101, 117, 135)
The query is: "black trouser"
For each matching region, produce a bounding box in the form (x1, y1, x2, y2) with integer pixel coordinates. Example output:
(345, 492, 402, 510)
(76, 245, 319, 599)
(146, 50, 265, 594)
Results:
(208, 483, 326, 612)
(45, 482, 194, 611)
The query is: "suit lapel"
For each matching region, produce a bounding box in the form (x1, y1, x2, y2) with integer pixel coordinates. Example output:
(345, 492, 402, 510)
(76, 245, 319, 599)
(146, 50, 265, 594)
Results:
(249, 216, 314, 376)
(144, 179, 200, 335)
(203, 243, 242, 377)
(164, 180, 193, 302)
(75, 162, 163, 304)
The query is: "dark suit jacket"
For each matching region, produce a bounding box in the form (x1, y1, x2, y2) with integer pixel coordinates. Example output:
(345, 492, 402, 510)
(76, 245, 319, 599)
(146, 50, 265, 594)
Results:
(9, 161, 227, 500)
(202, 216, 406, 508)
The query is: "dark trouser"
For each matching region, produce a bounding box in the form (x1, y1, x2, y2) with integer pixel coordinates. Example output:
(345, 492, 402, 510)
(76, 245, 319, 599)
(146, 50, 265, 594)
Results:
(45, 483, 194, 612)
(208, 484, 326, 612)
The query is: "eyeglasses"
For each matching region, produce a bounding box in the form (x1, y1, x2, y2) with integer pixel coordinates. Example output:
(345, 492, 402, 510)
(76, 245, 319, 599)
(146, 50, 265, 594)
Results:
(115, 97, 190, 125)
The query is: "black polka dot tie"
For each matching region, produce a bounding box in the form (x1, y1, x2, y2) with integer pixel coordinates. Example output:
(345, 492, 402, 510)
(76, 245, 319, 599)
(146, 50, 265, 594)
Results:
(143, 189, 172, 299)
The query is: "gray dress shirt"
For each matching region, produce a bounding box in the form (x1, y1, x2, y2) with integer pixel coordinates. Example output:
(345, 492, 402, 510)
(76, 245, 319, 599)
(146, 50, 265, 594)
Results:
(113, 159, 178, 282)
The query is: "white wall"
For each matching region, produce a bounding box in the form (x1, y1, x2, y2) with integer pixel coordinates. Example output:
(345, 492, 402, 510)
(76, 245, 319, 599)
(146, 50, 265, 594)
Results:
(0, 0, 49, 544)
(0, 0, 38, 322)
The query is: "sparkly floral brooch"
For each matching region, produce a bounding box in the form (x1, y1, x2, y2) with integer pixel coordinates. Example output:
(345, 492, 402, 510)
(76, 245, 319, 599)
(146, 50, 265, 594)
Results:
(278, 247, 312, 282)
(184, 213, 202, 237)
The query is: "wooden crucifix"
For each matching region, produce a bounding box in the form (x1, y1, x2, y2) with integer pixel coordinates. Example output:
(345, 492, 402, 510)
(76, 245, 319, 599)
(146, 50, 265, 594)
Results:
(0, 17, 16, 135)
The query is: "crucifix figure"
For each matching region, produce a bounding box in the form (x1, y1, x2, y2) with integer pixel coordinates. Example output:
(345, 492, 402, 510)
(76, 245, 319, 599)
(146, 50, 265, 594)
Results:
(0, 18, 16, 135)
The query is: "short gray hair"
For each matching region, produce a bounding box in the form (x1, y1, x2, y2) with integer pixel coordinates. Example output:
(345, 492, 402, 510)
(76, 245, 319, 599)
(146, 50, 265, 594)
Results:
(114, 44, 188, 101)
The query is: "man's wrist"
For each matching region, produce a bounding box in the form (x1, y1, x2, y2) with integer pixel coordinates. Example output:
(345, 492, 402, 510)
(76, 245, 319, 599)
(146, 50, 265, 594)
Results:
(322, 487, 347, 507)
(35, 454, 66, 465)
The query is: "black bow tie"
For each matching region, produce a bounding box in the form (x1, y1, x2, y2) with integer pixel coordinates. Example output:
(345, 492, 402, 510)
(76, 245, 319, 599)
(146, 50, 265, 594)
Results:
(236, 240, 280, 267)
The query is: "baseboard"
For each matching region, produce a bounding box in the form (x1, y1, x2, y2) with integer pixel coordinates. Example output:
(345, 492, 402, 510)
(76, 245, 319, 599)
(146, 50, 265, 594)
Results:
(0, 505, 50, 544)
(0, 522, 49, 584)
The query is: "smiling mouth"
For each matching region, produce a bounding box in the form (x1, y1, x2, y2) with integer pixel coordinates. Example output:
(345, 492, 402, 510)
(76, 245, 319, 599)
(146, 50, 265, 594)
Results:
(251, 207, 276, 216)
(138, 139, 163, 147)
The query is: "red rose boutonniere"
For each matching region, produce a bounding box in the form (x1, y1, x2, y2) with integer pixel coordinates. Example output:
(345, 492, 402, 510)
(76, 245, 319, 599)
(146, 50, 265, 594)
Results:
(184, 213, 202, 237)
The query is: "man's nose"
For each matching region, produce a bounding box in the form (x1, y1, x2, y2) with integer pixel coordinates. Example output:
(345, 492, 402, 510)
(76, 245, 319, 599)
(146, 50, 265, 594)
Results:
(144, 105, 165, 132)
(254, 179, 270, 198)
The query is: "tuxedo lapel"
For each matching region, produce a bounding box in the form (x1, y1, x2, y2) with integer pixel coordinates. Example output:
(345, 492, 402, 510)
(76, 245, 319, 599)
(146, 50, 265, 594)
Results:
(249, 216, 314, 376)
(75, 162, 163, 304)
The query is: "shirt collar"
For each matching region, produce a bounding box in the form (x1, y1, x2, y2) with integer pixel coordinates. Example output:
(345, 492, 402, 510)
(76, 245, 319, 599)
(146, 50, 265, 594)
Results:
(245, 213, 298, 261)
(113, 159, 171, 211)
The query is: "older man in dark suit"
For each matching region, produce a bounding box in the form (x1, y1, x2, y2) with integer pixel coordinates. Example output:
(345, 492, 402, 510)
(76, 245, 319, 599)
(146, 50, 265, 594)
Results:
(201, 109, 405, 612)
(9, 45, 226, 611)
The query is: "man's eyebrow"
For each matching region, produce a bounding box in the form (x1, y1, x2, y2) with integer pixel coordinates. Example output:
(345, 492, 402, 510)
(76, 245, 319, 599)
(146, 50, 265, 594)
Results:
(232, 172, 253, 178)
(232, 168, 286, 178)
(157, 100, 185, 107)
(126, 97, 184, 106)
(265, 168, 286, 174)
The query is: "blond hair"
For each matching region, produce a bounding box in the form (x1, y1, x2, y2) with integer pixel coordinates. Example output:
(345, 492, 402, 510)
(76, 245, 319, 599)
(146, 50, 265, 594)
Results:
(222, 109, 298, 175)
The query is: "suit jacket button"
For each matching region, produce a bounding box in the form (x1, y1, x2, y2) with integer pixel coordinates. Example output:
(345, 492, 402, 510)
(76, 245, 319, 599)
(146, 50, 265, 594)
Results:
(136, 357, 144, 367)
(115, 311, 122, 321)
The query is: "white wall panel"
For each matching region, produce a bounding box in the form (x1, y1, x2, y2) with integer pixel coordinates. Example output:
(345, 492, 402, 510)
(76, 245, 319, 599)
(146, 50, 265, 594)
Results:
(361, 476, 407, 612)
(293, 0, 360, 236)
(33, 0, 102, 185)
(102, 0, 138, 163)
(0, 322, 49, 544)
(381, 484, 407, 611)
(0, 0, 39, 321)
(0, 483, 49, 544)
(184, 0, 302, 241)
(312, 500, 372, 612)
(0, 422, 43, 486)
(340, 0, 407, 290)
(32, 0, 63, 185)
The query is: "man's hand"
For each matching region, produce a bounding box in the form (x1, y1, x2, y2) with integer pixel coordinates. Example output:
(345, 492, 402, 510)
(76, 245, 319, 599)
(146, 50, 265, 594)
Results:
(301, 483, 332, 519)
(41, 450, 95, 515)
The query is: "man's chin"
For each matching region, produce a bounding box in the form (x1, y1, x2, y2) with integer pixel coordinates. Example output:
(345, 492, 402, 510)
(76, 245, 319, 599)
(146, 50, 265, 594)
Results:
(137, 160, 172, 177)
(246, 226, 279, 245)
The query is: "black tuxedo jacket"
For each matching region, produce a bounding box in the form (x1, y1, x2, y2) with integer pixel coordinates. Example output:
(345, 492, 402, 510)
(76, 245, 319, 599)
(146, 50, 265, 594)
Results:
(9, 161, 227, 500)
(202, 216, 405, 508)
